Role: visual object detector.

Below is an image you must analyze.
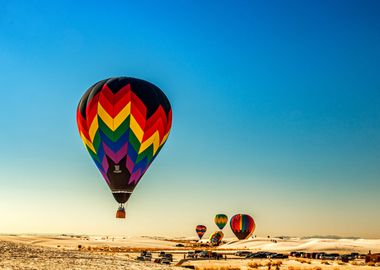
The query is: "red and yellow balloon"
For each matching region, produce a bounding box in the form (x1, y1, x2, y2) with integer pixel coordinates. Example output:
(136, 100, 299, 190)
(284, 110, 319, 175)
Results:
(230, 214, 256, 240)
(77, 77, 172, 218)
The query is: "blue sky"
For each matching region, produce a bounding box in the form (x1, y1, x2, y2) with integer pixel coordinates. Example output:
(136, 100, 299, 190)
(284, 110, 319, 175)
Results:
(0, 0, 379, 238)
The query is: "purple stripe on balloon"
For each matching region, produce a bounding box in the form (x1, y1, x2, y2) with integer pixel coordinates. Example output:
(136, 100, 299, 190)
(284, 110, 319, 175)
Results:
(101, 156, 109, 175)
(100, 160, 111, 185)
(102, 142, 128, 164)
(129, 168, 142, 185)
(126, 155, 134, 173)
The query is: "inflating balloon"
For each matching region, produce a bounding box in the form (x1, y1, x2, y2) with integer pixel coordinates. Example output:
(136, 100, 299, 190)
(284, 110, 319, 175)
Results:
(214, 214, 228, 230)
(76, 77, 172, 218)
(230, 214, 255, 240)
(209, 231, 224, 246)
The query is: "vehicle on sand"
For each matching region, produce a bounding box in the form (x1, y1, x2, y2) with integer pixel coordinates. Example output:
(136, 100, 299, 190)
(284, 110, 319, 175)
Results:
(235, 251, 252, 257)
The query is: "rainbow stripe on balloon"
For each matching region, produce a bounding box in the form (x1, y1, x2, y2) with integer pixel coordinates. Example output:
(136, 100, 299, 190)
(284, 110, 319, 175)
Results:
(209, 231, 224, 246)
(215, 214, 228, 230)
(230, 214, 256, 240)
(76, 78, 172, 190)
(196, 225, 207, 240)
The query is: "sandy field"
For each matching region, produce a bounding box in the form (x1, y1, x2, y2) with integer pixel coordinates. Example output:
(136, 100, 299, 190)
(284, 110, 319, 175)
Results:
(0, 239, 183, 270)
(219, 237, 380, 253)
(0, 235, 379, 270)
(183, 258, 380, 270)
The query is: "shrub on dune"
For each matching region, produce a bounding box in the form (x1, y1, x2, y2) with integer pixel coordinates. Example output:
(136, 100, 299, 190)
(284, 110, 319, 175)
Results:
(248, 261, 261, 268)
(350, 260, 364, 266)
(295, 258, 311, 264)
(195, 265, 241, 270)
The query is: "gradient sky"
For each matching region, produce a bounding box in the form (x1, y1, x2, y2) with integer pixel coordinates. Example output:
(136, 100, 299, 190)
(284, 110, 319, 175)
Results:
(0, 0, 379, 238)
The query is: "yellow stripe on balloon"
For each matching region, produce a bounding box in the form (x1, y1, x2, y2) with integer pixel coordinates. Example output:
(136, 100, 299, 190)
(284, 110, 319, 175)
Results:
(130, 115, 144, 142)
(139, 130, 160, 154)
(88, 117, 98, 141)
(97, 103, 131, 131)
(80, 132, 96, 153)
(113, 102, 131, 129)
(97, 103, 114, 130)
(160, 131, 170, 146)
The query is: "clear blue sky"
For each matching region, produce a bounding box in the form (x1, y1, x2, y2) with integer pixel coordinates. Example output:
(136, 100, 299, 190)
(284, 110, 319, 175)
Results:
(0, 0, 379, 238)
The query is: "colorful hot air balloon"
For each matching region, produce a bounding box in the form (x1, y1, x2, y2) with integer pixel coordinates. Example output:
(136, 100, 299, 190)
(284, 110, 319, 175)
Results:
(195, 225, 207, 240)
(209, 231, 224, 246)
(76, 77, 172, 218)
(230, 214, 256, 240)
(214, 214, 228, 230)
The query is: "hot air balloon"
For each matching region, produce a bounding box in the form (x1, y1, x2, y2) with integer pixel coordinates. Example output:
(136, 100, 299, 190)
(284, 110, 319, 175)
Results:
(214, 214, 228, 230)
(195, 225, 207, 240)
(76, 77, 172, 218)
(230, 214, 256, 240)
(209, 231, 224, 246)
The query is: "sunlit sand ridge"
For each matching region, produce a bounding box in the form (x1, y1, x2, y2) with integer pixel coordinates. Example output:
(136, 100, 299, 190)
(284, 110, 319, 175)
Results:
(0, 235, 379, 269)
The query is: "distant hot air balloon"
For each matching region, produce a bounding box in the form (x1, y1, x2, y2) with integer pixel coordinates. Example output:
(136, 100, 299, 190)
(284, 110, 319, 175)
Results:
(195, 225, 207, 240)
(214, 214, 228, 230)
(209, 231, 224, 246)
(76, 77, 172, 218)
(230, 214, 256, 240)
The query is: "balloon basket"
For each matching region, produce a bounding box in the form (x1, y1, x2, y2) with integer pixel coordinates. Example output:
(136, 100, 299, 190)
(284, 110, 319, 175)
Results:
(116, 206, 126, 219)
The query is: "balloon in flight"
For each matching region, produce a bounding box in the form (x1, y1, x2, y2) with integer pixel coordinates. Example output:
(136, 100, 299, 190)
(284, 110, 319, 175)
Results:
(76, 77, 172, 218)
(214, 214, 228, 230)
(195, 225, 207, 240)
(230, 214, 256, 240)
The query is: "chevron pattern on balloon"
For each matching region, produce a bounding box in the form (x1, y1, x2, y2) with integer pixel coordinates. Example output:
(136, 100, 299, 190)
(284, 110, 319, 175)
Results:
(77, 81, 172, 186)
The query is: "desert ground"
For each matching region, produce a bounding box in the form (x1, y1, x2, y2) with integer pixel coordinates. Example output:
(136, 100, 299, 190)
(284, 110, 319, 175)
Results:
(0, 235, 379, 270)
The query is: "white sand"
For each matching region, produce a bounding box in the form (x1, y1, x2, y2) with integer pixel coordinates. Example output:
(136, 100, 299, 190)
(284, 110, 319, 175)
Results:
(0, 237, 183, 270)
(220, 237, 380, 253)
(1, 235, 379, 269)
(0, 234, 180, 249)
(185, 258, 379, 270)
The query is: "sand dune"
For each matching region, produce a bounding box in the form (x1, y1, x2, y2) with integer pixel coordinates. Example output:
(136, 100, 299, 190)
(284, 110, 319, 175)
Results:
(0, 238, 181, 270)
(1, 235, 379, 269)
(184, 258, 378, 270)
(220, 237, 380, 253)
(1, 235, 379, 253)
(0, 234, 180, 250)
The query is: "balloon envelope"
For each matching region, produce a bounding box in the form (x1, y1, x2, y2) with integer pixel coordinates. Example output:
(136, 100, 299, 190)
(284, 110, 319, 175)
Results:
(209, 231, 224, 246)
(230, 214, 256, 240)
(214, 214, 228, 230)
(195, 225, 207, 240)
(76, 77, 172, 205)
